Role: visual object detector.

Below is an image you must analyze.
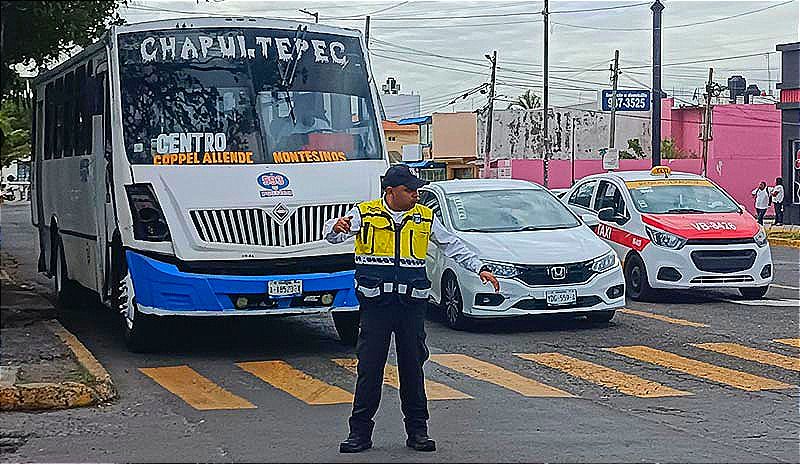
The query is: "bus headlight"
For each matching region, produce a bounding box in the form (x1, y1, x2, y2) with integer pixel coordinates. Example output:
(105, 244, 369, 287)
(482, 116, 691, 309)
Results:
(645, 226, 687, 250)
(753, 228, 768, 248)
(125, 184, 172, 242)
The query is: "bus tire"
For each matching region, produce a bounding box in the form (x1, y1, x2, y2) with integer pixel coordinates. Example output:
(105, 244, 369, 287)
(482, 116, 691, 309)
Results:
(52, 235, 81, 308)
(332, 311, 360, 347)
(624, 253, 654, 301)
(111, 246, 159, 352)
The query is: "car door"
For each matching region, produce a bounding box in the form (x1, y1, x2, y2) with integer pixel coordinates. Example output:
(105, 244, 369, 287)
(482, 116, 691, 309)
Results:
(419, 189, 446, 303)
(566, 179, 598, 217)
(593, 179, 632, 258)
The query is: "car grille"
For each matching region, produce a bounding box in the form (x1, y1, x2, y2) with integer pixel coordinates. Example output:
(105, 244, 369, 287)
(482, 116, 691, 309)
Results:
(189, 204, 355, 247)
(512, 296, 603, 311)
(690, 250, 756, 273)
(515, 260, 595, 286)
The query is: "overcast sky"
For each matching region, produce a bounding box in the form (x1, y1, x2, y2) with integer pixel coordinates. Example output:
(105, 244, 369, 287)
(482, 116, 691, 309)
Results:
(120, 0, 799, 114)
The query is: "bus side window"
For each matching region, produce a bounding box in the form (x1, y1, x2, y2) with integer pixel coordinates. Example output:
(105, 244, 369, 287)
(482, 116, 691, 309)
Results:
(44, 82, 54, 160)
(75, 64, 87, 156)
(103, 72, 111, 154)
(53, 77, 64, 159)
(63, 71, 75, 157)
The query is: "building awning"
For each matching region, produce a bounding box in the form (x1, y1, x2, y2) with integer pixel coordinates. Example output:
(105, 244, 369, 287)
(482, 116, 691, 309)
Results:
(397, 116, 432, 125)
(382, 120, 420, 132)
(402, 160, 446, 169)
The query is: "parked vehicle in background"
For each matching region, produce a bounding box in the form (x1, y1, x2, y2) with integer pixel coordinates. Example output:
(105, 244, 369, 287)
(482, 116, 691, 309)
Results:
(562, 167, 772, 300)
(30, 18, 387, 350)
(419, 179, 625, 330)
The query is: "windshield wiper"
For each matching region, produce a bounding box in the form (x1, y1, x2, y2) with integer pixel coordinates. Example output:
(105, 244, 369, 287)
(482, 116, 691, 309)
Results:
(508, 225, 543, 232)
(276, 25, 308, 125)
(664, 208, 706, 214)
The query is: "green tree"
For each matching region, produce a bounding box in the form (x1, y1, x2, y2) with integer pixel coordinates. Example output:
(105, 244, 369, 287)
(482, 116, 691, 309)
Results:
(0, 97, 32, 167)
(661, 137, 693, 159)
(1, 1, 126, 99)
(620, 138, 644, 159)
(506, 89, 542, 110)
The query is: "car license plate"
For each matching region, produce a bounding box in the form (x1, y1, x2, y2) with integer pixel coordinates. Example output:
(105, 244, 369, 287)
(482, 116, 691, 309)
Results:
(545, 289, 577, 306)
(268, 280, 303, 297)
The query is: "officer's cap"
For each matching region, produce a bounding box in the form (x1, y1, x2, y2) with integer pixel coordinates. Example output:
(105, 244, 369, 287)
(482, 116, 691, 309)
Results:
(381, 164, 429, 190)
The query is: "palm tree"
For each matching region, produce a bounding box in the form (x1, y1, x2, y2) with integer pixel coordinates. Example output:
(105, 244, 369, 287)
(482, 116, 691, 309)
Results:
(507, 90, 542, 110)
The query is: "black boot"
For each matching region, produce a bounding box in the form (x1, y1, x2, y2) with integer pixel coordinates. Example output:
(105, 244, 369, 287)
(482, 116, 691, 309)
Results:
(339, 435, 373, 453)
(406, 433, 436, 452)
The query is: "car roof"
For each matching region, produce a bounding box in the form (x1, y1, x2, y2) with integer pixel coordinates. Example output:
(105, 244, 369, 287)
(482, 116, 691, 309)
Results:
(424, 178, 543, 194)
(579, 170, 704, 183)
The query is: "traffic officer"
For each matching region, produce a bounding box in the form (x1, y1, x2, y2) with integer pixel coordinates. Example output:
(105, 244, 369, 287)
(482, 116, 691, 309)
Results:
(324, 164, 500, 453)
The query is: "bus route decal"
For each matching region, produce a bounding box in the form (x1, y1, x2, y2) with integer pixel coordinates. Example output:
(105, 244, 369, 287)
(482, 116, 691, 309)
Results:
(272, 151, 347, 163)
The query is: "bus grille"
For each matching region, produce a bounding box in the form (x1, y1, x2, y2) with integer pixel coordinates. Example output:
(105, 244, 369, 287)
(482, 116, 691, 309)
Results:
(189, 204, 355, 247)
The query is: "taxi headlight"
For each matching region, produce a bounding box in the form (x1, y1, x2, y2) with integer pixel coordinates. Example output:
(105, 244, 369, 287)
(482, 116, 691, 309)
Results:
(753, 228, 768, 248)
(482, 261, 521, 278)
(645, 226, 687, 250)
(591, 251, 619, 273)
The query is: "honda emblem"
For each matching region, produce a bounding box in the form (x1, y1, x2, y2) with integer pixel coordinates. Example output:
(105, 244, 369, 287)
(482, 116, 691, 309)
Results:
(549, 266, 567, 280)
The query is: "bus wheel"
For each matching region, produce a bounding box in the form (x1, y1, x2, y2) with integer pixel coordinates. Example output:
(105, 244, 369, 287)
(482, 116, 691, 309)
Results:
(332, 311, 360, 346)
(624, 254, 654, 301)
(115, 267, 158, 352)
(53, 237, 80, 308)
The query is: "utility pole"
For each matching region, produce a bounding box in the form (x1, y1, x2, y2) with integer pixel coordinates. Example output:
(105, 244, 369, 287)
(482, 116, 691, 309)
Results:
(609, 49, 620, 150)
(542, 0, 550, 187)
(651, 0, 664, 167)
(483, 50, 498, 179)
(364, 16, 371, 47)
(299, 8, 319, 23)
(701, 67, 714, 177)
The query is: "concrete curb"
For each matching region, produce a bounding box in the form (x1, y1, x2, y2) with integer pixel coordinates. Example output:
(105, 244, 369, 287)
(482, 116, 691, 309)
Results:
(0, 320, 116, 411)
(768, 237, 800, 249)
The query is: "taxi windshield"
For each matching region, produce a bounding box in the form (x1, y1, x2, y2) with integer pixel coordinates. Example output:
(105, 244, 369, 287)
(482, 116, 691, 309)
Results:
(627, 181, 740, 214)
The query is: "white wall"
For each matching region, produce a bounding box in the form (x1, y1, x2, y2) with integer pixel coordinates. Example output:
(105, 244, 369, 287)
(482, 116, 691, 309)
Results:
(380, 94, 421, 121)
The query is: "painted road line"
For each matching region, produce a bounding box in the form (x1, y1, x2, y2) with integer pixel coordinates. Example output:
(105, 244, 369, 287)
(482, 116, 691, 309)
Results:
(236, 360, 352, 405)
(332, 358, 472, 400)
(606, 346, 794, 391)
(619, 308, 709, 328)
(692, 343, 800, 372)
(515, 353, 692, 398)
(139, 365, 256, 411)
(718, 298, 800, 307)
(429, 354, 573, 398)
(774, 338, 800, 348)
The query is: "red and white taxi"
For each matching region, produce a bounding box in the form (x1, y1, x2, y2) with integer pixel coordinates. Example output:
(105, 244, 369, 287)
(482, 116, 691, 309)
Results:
(563, 167, 772, 300)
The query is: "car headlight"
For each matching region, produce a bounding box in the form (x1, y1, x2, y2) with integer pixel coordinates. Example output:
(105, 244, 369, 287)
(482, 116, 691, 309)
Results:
(753, 227, 768, 248)
(591, 251, 619, 273)
(482, 261, 521, 278)
(645, 226, 687, 250)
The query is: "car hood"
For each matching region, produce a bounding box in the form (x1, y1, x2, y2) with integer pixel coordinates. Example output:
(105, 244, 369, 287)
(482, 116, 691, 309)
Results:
(641, 212, 759, 239)
(455, 226, 611, 265)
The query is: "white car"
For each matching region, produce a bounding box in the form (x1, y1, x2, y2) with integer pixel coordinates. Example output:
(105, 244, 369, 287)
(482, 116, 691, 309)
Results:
(561, 167, 773, 300)
(419, 179, 626, 330)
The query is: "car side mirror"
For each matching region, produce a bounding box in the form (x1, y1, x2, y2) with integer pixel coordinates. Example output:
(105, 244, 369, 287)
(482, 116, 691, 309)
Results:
(581, 213, 599, 228)
(597, 207, 615, 222)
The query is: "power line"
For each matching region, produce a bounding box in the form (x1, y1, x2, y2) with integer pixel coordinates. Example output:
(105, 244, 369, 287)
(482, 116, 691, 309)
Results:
(550, 2, 650, 14)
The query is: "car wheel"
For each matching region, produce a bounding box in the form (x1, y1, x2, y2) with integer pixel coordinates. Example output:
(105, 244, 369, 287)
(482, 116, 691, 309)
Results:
(587, 310, 615, 323)
(624, 254, 654, 301)
(739, 286, 769, 299)
(442, 272, 469, 330)
(332, 311, 360, 347)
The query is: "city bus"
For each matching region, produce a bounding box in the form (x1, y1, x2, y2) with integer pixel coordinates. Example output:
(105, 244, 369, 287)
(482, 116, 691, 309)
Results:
(30, 17, 388, 350)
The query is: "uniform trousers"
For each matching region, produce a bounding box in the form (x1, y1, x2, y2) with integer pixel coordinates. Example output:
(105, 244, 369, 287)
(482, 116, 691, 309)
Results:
(348, 293, 430, 439)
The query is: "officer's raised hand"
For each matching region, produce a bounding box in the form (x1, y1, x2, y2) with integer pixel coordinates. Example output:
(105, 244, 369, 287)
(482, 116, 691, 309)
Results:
(333, 216, 353, 234)
(480, 270, 500, 292)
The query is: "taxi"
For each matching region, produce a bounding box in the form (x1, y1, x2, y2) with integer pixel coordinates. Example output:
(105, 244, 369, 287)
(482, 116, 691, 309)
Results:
(562, 167, 772, 300)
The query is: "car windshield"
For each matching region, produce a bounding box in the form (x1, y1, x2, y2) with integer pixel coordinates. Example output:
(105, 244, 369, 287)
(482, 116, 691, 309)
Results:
(117, 28, 381, 165)
(626, 180, 740, 214)
(446, 189, 581, 232)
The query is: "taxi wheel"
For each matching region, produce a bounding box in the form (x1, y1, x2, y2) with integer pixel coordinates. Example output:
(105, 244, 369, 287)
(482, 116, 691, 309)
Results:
(442, 273, 469, 330)
(739, 286, 769, 299)
(624, 254, 654, 301)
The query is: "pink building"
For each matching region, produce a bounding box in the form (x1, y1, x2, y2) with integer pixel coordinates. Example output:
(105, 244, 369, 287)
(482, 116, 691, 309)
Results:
(490, 98, 782, 215)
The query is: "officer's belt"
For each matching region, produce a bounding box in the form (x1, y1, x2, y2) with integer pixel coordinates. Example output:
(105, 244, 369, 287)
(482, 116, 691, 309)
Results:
(354, 254, 426, 268)
(356, 282, 430, 299)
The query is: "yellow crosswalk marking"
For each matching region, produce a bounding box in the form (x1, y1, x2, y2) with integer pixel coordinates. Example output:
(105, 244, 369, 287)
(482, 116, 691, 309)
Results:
(515, 352, 692, 398)
(139, 365, 256, 410)
(774, 338, 800, 348)
(607, 346, 794, 391)
(236, 360, 353, 405)
(331, 358, 472, 400)
(429, 354, 573, 397)
(692, 343, 800, 372)
(619, 308, 709, 327)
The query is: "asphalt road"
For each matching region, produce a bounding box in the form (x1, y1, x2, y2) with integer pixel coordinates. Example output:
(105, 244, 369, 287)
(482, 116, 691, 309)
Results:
(2, 202, 799, 462)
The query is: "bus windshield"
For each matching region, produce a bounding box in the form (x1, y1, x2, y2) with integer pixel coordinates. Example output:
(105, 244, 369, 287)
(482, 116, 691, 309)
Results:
(117, 28, 382, 165)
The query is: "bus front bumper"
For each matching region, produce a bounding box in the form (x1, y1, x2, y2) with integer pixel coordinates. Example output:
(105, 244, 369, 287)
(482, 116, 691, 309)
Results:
(126, 251, 358, 316)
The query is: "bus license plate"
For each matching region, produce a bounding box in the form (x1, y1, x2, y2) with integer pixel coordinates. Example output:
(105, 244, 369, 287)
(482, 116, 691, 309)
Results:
(268, 280, 303, 297)
(545, 289, 577, 306)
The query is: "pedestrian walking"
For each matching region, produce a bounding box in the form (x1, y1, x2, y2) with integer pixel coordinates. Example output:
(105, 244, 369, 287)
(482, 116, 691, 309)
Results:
(324, 164, 499, 454)
(752, 181, 770, 225)
(771, 177, 785, 226)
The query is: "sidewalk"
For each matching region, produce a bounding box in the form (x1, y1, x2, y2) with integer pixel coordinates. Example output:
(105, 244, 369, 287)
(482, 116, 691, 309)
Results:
(0, 252, 115, 411)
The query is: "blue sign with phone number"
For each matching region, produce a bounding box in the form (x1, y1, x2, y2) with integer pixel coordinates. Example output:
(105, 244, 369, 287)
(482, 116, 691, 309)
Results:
(601, 89, 651, 111)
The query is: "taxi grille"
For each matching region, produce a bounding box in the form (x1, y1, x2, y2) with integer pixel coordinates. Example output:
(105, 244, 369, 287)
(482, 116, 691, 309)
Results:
(515, 260, 595, 286)
(189, 204, 355, 247)
(690, 250, 756, 273)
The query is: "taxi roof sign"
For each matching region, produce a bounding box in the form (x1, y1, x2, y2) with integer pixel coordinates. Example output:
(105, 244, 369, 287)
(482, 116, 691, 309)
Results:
(650, 166, 671, 177)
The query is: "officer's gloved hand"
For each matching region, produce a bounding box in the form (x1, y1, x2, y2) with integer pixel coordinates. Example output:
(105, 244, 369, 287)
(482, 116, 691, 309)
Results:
(333, 216, 353, 233)
(480, 271, 500, 292)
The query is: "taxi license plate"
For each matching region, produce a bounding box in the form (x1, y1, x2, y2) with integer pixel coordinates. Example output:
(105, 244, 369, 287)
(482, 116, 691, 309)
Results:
(268, 280, 303, 297)
(545, 289, 577, 306)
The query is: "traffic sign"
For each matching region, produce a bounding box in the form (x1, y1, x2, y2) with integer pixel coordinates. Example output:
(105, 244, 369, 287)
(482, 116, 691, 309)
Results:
(601, 89, 651, 111)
